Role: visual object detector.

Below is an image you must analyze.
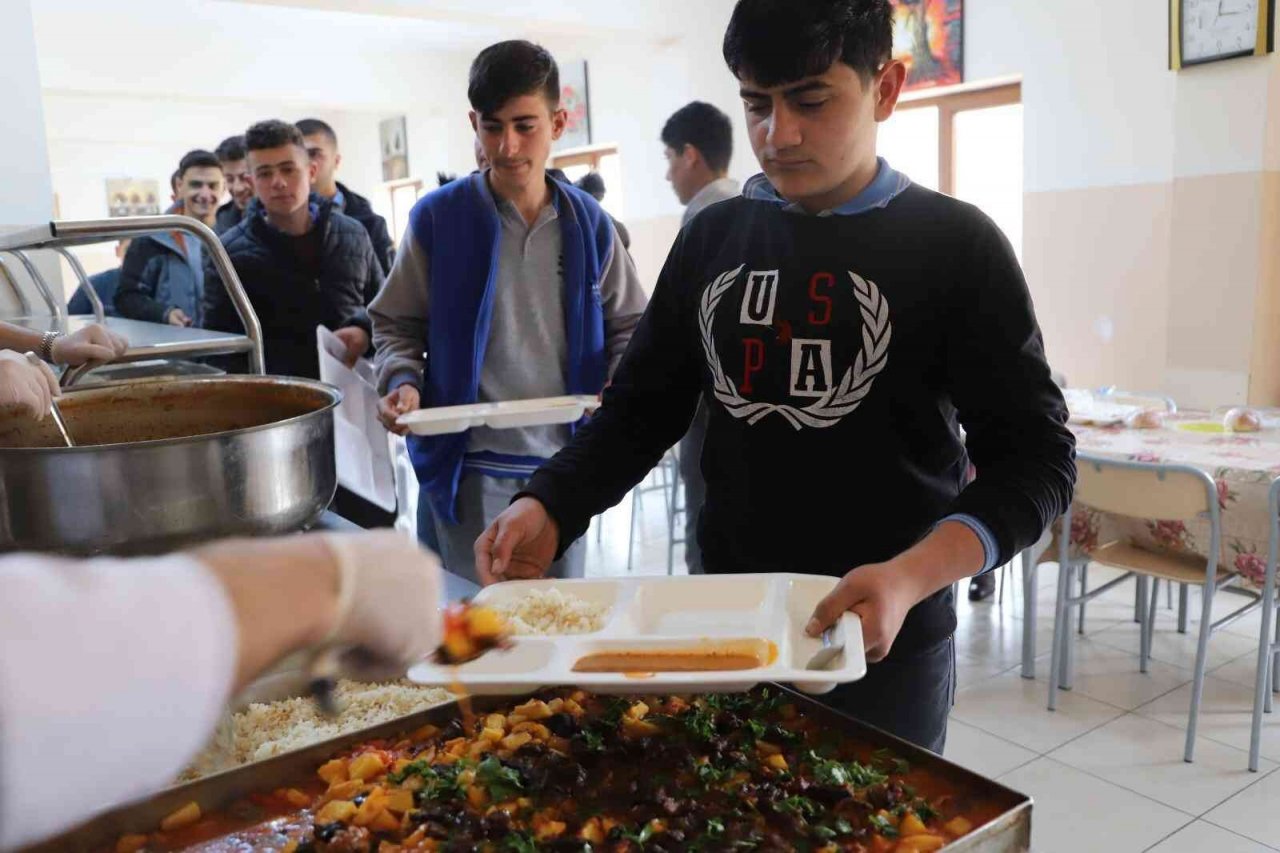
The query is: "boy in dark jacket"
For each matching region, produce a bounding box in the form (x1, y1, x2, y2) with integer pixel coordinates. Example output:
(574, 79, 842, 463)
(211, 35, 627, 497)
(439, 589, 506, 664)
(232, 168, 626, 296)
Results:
(115, 150, 224, 327)
(476, 0, 1076, 753)
(203, 120, 380, 380)
(297, 118, 395, 280)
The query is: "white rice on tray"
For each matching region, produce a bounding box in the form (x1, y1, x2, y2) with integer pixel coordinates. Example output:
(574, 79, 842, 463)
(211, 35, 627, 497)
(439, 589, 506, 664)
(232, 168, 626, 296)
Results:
(180, 680, 453, 782)
(492, 587, 608, 635)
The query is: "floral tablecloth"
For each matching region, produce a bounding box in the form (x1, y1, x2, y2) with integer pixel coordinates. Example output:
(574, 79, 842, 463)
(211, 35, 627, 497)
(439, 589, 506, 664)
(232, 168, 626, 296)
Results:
(1068, 413, 1280, 590)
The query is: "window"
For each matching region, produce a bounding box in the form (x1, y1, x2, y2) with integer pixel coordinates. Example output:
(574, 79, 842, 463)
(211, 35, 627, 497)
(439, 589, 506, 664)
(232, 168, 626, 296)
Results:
(879, 79, 1023, 259)
(386, 178, 424, 247)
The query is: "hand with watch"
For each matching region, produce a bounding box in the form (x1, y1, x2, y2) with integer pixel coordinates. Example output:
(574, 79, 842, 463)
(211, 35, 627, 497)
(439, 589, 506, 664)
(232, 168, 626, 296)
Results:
(41, 324, 130, 366)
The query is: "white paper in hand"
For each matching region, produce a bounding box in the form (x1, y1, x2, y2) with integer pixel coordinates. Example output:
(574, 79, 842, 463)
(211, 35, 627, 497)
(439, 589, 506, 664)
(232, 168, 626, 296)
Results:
(317, 326, 397, 512)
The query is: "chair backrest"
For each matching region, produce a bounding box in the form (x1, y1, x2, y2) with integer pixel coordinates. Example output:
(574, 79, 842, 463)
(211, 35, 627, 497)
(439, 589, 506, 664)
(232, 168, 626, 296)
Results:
(1075, 454, 1215, 523)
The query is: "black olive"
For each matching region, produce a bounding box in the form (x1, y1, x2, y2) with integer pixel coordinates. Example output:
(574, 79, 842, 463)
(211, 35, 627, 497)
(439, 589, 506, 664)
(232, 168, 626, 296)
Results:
(441, 719, 464, 739)
(480, 811, 511, 838)
(314, 822, 341, 843)
(351, 794, 367, 806)
(546, 712, 578, 736)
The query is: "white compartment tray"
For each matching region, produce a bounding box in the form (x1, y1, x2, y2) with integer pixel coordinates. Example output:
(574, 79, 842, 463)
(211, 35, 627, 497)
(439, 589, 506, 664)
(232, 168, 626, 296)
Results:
(406, 574, 866, 696)
(397, 395, 601, 436)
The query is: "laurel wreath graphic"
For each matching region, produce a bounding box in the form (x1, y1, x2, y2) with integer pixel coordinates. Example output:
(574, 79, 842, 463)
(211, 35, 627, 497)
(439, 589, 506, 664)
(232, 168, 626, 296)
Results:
(698, 265, 891, 430)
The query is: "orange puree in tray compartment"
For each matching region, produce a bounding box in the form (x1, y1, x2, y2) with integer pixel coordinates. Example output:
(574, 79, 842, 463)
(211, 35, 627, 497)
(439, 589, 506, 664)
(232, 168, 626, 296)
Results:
(572, 639, 778, 673)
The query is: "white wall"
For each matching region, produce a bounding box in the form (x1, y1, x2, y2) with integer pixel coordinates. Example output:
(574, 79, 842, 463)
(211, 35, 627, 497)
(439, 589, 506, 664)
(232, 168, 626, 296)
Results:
(34, 0, 754, 288)
(0, 0, 60, 311)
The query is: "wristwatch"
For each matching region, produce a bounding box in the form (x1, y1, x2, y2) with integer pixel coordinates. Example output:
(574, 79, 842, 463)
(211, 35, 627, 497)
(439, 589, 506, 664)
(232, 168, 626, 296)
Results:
(39, 329, 61, 363)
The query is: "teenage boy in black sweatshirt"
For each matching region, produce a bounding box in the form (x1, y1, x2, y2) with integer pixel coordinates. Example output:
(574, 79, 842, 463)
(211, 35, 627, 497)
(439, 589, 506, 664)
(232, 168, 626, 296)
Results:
(475, 0, 1076, 753)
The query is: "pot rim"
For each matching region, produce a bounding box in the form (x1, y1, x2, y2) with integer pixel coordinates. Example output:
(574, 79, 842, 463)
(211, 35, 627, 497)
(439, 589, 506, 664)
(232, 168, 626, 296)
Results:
(0, 374, 343, 454)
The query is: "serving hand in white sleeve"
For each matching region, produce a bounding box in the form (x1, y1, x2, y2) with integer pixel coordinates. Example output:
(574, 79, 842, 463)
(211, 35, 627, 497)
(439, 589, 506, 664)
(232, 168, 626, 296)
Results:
(193, 530, 443, 690)
(0, 349, 60, 419)
(0, 530, 443, 850)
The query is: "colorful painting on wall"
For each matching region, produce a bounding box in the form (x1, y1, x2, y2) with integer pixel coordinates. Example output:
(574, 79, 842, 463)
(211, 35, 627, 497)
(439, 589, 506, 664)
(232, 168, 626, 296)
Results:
(556, 61, 591, 151)
(891, 0, 963, 91)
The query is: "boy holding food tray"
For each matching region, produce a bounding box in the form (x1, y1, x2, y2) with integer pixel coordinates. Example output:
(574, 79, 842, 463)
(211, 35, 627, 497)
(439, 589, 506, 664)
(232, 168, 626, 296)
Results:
(372, 40, 647, 584)
(477, 0, 1075, 753)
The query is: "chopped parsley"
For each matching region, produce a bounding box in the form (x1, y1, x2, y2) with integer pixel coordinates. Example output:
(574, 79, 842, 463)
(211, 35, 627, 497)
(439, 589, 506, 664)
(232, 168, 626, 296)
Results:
(476, 756, 524, 801)
(868, 813, 900, 838)
(388, 760, 465, 802)
(778, 795, 820, 819)
(806, 751, 887, 789)
(503, 831, 539, 853)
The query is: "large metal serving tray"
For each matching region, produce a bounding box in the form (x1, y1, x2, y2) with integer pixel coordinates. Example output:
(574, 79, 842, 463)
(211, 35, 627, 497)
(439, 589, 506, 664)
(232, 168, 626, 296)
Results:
(28, 687, 1031, 853)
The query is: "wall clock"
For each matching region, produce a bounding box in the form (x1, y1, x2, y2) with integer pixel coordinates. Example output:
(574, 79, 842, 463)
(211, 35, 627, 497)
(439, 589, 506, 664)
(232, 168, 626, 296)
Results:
(1170, 0, 1275, 69)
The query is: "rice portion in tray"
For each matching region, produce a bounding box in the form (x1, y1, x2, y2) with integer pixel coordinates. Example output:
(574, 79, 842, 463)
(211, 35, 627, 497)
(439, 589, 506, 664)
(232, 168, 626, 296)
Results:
(491, 587, 608, 635)
(181, 680, 453, 781)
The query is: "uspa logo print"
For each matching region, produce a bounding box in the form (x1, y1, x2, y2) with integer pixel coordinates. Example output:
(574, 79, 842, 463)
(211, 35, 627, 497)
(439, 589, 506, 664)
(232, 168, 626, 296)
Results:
(699, 265, 892, 430)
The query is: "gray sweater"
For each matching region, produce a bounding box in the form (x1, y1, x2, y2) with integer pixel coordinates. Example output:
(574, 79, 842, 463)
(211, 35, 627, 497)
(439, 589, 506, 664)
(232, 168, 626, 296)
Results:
(371, 179, 647, 463)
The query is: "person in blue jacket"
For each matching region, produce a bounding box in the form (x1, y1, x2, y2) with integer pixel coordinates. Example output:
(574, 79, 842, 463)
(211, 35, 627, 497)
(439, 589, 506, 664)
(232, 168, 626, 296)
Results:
(114, 150, 224, 327)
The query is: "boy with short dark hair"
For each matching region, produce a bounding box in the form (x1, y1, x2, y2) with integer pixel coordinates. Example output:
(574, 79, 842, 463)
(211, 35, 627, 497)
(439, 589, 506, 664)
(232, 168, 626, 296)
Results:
(372, 40, 647, 583)
(203, 119, 380, 379)
(115, 149, 224, 327)
(296, 118, 395, 278)
(477, 0, 1075, 752)
(214, 135, 252, 235)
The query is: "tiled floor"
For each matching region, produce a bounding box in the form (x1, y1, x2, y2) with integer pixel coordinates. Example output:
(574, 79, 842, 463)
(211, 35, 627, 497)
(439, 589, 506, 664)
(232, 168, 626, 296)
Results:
(584, 484, 1280, 852)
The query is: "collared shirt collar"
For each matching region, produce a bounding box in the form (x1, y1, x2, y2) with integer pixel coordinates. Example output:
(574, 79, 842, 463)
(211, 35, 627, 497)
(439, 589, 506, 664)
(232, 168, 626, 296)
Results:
(742, 157, 911, 217)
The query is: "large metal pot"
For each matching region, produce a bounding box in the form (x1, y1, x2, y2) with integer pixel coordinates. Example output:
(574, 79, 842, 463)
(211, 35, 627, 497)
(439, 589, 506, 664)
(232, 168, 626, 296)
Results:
(0, 375, 341, 555)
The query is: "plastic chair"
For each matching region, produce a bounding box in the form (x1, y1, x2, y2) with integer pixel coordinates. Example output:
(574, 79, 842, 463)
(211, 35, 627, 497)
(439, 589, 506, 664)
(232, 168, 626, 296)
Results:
(1248, 478, 1280, 771)
(1048, 455, 1259, 762)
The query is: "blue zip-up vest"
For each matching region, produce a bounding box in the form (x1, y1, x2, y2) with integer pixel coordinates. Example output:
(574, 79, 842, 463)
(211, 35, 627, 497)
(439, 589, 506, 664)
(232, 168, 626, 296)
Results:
(407, 172, 613, 522)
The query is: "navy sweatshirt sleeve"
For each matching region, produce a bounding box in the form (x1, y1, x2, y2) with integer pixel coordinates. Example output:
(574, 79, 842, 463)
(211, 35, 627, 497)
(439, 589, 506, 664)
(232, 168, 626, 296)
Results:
(942, 218, 1076, 566)
(523, 232, 703, 551)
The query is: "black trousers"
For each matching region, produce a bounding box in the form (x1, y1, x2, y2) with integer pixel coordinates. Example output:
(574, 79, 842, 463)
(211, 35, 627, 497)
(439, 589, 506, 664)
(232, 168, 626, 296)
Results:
(818, 635, 955, 754)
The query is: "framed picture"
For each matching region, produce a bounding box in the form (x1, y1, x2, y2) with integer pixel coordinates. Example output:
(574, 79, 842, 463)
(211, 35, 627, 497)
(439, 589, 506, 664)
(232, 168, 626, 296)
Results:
(1170, 0, 1275, 70)
(380, 116, 409, 182)
(556, 61, 592, 151)
(891, 0, 964, 92)
(105, 178, 161, 217)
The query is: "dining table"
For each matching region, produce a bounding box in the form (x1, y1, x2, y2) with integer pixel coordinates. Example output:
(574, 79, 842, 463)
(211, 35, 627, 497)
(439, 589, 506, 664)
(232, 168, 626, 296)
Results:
(1018, 406, 1280, 678)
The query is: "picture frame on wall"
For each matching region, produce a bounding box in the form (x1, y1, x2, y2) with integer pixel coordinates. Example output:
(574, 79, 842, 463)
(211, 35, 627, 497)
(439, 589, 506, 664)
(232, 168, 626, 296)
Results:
(555, 60, 591, 151)
(1169, 0, 1276, 70)
(105, 178, 160, 217)
(891, 0, 964, 92)
(380, 116, 409, 182)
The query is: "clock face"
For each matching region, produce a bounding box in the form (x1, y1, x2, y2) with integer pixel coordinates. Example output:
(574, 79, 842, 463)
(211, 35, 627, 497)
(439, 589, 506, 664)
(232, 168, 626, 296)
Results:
(1182, 0, 1262, 63)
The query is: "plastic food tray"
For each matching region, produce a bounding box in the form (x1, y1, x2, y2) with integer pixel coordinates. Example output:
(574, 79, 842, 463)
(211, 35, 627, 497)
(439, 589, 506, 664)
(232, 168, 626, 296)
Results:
(407, 575, 866, 696)
(397, 395, 600, 436)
